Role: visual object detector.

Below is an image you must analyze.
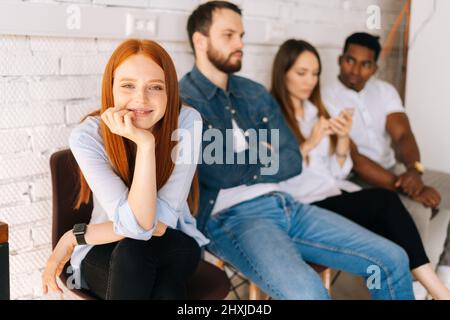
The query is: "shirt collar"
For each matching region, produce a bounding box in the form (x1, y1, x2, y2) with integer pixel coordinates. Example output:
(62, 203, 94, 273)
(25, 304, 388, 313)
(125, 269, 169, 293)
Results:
(336, 76, 374, 96)
(227, 75, 243, 98)
(303, 100, 318, 121)
(189, 65, 242, 100)
(296, 100, 318, 124)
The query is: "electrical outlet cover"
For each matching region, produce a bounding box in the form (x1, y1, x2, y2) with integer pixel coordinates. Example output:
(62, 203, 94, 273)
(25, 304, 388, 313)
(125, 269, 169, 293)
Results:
(126, 12, 157, 38)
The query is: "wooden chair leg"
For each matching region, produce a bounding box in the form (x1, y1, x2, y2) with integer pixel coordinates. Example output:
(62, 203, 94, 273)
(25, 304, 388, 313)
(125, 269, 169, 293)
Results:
(322, 268, 331, 293)
(215, 259, 225, 269)
(249, 282, 262, 300)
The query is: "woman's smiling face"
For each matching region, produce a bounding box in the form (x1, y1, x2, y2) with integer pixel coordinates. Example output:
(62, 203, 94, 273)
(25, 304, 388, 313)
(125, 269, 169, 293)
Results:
(112, 54, 167, 130)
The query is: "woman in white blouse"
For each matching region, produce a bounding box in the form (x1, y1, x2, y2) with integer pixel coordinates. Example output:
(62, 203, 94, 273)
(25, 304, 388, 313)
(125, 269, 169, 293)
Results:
(271, 39, 450, 300)
(42, 39, 208, 299)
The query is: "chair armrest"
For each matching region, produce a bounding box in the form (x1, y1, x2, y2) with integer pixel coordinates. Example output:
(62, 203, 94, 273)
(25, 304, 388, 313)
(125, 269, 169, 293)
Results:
(0, 221, 10, 300)
(0, 222, 8, 244)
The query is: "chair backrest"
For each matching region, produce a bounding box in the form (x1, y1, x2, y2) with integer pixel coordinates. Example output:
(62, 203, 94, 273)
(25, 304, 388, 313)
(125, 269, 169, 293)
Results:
(49, 149, 98, 299)
(50, 149, 93, 250)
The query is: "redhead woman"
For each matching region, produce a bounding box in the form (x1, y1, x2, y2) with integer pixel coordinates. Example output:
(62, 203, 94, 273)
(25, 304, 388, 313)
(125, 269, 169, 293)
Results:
(272, 39, 450, 300)
(42, 39, 208, 299)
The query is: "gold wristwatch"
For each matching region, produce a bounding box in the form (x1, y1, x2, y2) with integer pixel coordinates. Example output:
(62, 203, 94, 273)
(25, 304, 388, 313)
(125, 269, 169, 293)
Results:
(409, 161, 425, 175)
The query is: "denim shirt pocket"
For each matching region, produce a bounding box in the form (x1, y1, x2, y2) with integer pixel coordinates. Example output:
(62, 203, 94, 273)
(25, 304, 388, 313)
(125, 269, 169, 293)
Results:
(202, 114, 228, 132)
(249, 106, 276, 130)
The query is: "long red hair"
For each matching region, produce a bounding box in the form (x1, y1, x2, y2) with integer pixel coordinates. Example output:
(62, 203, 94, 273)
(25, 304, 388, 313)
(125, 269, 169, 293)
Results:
(75, 39, 199, 214)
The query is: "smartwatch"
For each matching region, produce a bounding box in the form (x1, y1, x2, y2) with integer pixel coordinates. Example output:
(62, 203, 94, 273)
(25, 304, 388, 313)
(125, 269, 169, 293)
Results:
(73, 223, 87, 245)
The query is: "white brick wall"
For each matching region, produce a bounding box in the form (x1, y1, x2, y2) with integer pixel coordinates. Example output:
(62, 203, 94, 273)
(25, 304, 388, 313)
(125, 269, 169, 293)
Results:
(0, 201, 51, 226)
(0, 182, 30, 207)
(0, 0, 405, 299)
(65, 99, 99, 124)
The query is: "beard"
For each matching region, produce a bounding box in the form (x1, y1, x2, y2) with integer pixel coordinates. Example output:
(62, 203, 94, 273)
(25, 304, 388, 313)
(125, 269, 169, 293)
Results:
(207, 42, 242, 74)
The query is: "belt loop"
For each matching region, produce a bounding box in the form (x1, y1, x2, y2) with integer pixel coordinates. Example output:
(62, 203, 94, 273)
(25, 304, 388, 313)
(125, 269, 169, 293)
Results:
(271, 192, 287, 212)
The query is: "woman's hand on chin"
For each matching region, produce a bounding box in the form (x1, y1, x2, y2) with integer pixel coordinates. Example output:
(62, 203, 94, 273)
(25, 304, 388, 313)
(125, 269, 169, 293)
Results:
(101, 106, 155, 149)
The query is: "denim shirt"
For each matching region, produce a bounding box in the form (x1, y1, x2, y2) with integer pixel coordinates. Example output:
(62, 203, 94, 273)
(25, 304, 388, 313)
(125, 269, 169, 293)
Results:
(179, 66, 303, 232)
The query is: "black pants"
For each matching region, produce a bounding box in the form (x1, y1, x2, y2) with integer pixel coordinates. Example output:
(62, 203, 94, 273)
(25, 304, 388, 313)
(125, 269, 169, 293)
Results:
(81, 228, 201, 300)
(313, 188, 429, 270)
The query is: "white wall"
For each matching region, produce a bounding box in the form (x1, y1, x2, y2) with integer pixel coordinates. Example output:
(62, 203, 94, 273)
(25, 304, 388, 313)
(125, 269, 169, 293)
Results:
(406, 0, 450, 174)
(0, 0, 404, 299)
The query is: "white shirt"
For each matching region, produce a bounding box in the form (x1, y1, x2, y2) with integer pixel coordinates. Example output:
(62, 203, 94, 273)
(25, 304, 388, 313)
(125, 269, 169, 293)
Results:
(278, 100, 360, 204)
(322, 77, 405, 169)
(69, 107, 209, 280)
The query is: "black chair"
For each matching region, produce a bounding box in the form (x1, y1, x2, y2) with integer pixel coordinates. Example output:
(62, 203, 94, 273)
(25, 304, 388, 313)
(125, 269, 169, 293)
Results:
(0, 222, 9, 300)
(50, 149, 230, 300)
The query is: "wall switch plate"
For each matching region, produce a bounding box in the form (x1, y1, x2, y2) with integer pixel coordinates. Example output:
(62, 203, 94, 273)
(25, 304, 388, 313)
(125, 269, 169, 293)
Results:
(126, 12, 157, 38)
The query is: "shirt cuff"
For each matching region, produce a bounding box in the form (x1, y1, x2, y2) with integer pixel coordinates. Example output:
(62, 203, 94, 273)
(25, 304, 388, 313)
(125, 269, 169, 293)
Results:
(112, 197, 156, 240)
(330, 154, 353, 179)
(156, 197, 179, 229)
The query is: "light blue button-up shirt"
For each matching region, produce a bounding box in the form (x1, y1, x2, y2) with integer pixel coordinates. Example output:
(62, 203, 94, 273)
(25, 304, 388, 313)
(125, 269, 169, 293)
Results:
(69, 106, 209, 279)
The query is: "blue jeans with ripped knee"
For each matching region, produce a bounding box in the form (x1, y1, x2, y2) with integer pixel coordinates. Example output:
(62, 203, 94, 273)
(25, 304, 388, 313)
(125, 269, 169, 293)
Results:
(205, 191, 414, 300)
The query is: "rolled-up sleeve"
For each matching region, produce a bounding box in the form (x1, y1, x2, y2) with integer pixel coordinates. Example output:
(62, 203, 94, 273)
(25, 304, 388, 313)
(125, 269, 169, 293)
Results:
(69, 124, 155, 241)
(112, 191, 155, 240)
(155, 197, 178, 228)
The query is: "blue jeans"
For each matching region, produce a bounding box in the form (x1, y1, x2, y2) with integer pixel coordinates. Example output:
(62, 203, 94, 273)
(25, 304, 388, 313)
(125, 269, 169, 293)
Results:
(205, 192, 414, 300)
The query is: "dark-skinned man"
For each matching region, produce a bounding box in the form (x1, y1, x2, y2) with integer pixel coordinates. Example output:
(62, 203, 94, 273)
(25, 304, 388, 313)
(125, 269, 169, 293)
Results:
(323, 32, 450, 299)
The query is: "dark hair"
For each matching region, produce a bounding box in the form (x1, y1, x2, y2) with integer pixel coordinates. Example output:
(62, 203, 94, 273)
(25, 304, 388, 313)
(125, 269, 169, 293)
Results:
(187, 1, 242, 53)
(270, 39, 337, 154)
(343, 32, 382, 61)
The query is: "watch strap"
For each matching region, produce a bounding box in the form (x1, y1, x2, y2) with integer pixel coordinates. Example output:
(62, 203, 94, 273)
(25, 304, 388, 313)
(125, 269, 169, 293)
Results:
(73, 223, 87, 245)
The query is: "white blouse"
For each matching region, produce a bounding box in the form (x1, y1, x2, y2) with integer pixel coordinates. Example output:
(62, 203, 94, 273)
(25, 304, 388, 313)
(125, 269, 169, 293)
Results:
(279, 100, 361, 204)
